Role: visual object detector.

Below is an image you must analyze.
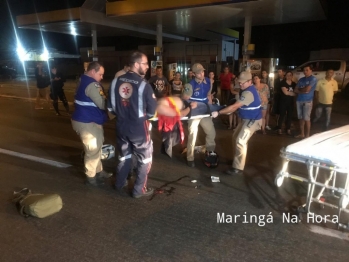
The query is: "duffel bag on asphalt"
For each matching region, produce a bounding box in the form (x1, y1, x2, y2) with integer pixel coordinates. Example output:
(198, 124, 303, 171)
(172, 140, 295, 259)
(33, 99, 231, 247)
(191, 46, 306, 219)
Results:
(12, 188, 63, 218)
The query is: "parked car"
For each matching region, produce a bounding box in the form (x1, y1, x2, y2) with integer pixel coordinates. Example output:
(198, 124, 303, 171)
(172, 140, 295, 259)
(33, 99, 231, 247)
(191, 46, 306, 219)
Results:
(0, 65, 17, 79)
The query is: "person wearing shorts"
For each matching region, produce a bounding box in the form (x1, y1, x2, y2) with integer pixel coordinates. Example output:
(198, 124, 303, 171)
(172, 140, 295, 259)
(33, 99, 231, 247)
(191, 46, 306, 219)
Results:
(294, 65, 317, 138)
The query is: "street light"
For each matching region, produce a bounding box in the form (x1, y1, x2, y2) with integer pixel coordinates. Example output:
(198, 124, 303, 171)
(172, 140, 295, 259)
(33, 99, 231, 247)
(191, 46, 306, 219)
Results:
(16, 42, 26, 62)
(42, 48, 49, 61)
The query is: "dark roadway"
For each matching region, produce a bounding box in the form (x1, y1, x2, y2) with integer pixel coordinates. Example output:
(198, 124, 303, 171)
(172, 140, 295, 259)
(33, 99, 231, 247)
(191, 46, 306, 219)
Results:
(0, 79, 349, 262)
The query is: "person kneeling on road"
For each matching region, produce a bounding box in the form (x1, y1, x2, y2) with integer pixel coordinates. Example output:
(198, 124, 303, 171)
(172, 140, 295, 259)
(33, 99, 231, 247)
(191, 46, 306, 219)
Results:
(211, 71, 262, 175)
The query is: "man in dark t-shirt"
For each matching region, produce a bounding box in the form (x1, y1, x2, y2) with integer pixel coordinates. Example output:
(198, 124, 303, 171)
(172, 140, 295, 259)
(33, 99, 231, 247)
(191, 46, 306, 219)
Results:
(148, 67, 170, 99)
(50, 66, 70, 116)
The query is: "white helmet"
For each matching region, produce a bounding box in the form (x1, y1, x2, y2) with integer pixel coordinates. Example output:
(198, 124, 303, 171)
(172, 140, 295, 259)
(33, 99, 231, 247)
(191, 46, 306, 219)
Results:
(101, 144, 115, 160)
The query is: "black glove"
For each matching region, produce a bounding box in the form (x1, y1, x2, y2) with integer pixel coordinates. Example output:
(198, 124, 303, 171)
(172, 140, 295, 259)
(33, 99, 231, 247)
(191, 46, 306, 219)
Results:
(183, 100, 192, 119)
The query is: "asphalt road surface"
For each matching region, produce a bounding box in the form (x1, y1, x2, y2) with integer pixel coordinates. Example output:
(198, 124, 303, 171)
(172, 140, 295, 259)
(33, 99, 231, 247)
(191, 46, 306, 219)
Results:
(0, 79, 348, 262)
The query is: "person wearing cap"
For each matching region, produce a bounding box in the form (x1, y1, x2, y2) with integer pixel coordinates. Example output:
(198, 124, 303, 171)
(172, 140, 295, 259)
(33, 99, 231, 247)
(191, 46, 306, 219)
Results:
(186, 63, 216, 168)
(211, 71, 262, 175)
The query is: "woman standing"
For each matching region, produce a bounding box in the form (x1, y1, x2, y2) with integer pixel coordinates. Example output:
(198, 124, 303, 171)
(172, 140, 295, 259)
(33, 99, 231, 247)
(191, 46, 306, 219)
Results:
(277, 71, 296, 135)
(209, 71, 218, 96)
(219, 66, 235, 105)
(209, 71, 220, 105)
(253, 75, 270, 134)
(261, 70, 273, 130)
(169, 72, 183, 97)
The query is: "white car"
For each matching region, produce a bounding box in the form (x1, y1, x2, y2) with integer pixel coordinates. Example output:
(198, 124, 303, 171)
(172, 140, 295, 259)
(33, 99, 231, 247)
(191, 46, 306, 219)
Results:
(292, 60, 349, 93)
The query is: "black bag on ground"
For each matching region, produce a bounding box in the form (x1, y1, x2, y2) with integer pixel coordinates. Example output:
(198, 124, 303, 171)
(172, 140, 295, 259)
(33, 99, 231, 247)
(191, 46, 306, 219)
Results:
(204, 151, 219, 168)
(12, 188, 63, 218)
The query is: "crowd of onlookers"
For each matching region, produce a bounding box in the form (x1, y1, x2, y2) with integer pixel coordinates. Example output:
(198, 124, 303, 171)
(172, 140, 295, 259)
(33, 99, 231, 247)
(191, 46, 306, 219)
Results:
(34, 58, 339, 139)
(144, 65, 291, 135)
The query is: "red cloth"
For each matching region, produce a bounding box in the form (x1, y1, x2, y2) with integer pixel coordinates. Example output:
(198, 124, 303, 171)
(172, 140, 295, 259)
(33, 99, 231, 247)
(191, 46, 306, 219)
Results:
(219, 72, 234, 90)
(159, 116, 178, 132)
(157, 98, 185, 143)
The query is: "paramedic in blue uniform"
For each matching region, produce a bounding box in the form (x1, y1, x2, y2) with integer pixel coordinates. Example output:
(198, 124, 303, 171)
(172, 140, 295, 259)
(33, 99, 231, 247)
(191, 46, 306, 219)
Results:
(71, 62, 112, 186)
(108, 51, 157, 198)
(186, 63, 216, 168)
(212, 71, 262, 175)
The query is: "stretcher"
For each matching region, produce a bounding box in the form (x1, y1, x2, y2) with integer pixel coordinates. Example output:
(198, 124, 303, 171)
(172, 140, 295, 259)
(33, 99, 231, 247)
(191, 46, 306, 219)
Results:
(151, 101, 223, 121)
(275, 125, 349, 230)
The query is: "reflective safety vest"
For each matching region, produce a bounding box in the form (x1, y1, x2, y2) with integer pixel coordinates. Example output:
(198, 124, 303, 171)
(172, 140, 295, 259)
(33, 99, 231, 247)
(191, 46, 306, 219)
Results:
(72, 74, 107, 125)
(189, 78, 210, 104)
(239, 85, 262, 120)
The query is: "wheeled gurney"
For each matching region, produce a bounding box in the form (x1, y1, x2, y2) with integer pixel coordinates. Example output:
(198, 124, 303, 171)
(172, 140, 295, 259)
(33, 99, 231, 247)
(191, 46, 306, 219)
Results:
(275, 125, 349, 229)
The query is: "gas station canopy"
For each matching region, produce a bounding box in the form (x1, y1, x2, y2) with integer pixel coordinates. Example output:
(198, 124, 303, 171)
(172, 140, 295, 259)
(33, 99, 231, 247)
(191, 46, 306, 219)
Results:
(16, 0, 326, 42)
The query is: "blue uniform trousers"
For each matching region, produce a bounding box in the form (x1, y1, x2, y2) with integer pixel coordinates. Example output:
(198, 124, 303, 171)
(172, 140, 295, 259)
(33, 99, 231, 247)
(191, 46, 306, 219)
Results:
(115, 131, 153, 195)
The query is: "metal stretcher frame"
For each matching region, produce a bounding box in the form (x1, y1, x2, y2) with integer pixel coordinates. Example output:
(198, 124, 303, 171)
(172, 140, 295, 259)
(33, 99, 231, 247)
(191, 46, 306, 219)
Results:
(274, 126, 349, 230)
(150, 114, 211, 121)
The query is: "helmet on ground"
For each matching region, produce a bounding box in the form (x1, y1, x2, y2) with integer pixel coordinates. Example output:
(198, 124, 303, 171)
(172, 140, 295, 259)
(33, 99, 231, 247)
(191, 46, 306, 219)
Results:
(101, 144, 115, 160)
(204, 151, 219, 168)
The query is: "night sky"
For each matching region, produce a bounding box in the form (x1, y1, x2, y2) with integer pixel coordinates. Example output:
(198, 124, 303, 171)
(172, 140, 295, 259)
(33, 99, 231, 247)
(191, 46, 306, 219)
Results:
(1, 0, 349, 66)
(0, 0, 88, 59)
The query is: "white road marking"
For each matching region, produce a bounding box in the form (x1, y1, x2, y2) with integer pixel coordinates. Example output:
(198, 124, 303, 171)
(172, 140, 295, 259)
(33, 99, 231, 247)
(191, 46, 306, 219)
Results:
(308, 224, 349, 241)
(0, 95, 74, 105)
(0, 148, 71, 168)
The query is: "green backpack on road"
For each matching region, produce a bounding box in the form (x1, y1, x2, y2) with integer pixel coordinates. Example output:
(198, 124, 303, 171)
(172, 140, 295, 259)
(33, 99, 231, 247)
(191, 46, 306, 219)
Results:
(13, 188, 63, 218)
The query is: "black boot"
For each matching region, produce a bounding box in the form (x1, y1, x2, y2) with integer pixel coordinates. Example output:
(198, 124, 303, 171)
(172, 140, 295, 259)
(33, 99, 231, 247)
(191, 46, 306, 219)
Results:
(96, 170, 113, 178)
(85, 176, 104, 186)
